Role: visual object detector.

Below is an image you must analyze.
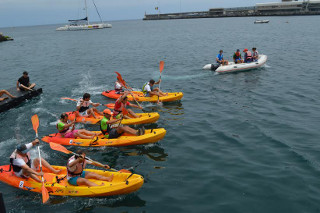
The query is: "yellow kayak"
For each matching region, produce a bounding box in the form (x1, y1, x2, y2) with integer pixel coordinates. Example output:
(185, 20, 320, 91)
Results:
(42, 129, 166, 147)
(0, 165, 143, 197)
(102, 90, 183, 102)
(66, 111, 160, 125)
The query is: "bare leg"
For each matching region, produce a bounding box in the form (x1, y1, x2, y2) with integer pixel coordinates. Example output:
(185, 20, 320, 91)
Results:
(87, 108, 97, 119)
(28, 83, 36, 90)
(85, 171, 113, 182)
(76, 177, 102, 187)
(22, 169, 41, 183)
(33, 158, 61, 174)
(127, 109, 139, 118)
(92, 107, 103, 116)
(117, 126, 139, 136)
(75, 129, 96, 139)
(0, 90, 16, 98)
(0, 97, 8, 102)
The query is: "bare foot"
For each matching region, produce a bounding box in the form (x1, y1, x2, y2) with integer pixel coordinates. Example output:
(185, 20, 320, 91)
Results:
(0, 97, 8, 101)
(107, 174, 114, 182)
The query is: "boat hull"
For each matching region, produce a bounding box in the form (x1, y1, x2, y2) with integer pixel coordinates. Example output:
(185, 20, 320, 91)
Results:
(203, 54, 267, 74)
(0, 165, 143, 197)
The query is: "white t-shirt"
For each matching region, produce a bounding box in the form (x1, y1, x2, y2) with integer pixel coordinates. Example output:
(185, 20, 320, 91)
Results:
(144, 84, 152, 92)
(115, 82, 122, 90)
(76, 99, 92, 107)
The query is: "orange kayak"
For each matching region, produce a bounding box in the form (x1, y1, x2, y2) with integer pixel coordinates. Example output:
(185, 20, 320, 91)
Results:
(65, 111, 160, 125)
(102, 90, 183, 102)
(0, 165, 143, 197)
(42, 129, 166, 147)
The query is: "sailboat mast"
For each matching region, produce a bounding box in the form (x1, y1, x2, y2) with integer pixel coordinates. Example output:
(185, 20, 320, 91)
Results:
(84, 0, 89, 24)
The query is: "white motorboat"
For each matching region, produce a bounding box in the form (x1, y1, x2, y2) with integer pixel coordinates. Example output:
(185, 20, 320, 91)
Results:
(202, 54, 267, 74)
(254, 20, 269, 24)
(56, 0, 112, 31)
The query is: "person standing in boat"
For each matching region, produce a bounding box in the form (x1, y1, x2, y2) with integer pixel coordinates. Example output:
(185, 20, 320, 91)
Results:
(252, 47, 259, 62)
(16, 71, 36, 91)
(243, 49, 253, 63)
(216, 50, 228, 66)
(233, 49, 243, 64)
(10, 139, 61, 183)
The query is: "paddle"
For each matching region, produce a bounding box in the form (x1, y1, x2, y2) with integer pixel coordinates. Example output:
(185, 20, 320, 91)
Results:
(31, 115, 49, 204)
(49, 142, 131, 173)
(158, 61, 165, 103)
(114, 72, 144, 109)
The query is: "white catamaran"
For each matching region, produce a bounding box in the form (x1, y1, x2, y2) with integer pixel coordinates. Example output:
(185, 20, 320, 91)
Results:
(56, 0, 112, 31)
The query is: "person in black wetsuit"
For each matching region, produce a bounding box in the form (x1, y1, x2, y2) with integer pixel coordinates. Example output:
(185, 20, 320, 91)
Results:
(16, 71, 36, 91)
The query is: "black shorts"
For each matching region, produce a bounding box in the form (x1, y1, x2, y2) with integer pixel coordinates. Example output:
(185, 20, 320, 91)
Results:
(108, 128, 121, 139)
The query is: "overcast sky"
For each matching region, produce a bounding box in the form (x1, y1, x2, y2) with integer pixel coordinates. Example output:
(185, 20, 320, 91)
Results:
(0, 0, 283, 28)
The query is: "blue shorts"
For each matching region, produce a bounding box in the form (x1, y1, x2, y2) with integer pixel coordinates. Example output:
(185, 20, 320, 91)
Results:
(235, 59, 242, 63)
(68, 171, 87, 186)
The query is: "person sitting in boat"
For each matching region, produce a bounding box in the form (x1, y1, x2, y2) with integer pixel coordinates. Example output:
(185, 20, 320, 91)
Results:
(75, 93, 103, 119)
(142, 79, 167, 97)
(216, 50, 228, 66)
(115, 77, 124, 94)
(233, 49, 243, 64)
(0, 90, 16, 102)
(252, 47, 259, 62)
(243, 49, 253, 63)
(67, 151, 113, 187)
(10, 139, 61, 183)
(100, 109, 145, 139)
(16, 71, 36, 91)
(57, 113, 97, 139)
(113, 91, 142, 119)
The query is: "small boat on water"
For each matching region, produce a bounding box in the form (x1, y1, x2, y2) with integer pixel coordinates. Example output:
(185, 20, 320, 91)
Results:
(202, 54, 267, 74)
(56, 0, 112, 31)
(254, 20, 269, 24)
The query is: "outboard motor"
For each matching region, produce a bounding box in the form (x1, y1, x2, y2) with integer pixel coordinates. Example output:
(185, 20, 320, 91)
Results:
(211, 64, 220, 71)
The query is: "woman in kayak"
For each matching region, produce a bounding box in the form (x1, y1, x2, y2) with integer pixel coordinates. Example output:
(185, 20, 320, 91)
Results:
(10, 139, 61, 183)
(67, 151, 113, 187)
(75, 93, 103, 119)
(100, 109, 144, 139)
(113, 91, 142, 119)
(57, 113, 97, 139)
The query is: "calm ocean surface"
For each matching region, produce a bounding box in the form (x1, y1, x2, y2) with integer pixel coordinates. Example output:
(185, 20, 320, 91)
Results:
(0, 16, 320, 212)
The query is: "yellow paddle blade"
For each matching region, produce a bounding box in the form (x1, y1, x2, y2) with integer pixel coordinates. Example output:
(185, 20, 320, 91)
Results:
(31, 114, 39, 134)
(42, 183, 49, 204)
(159, 61, 164, 73)
(49, 142, 72, 155)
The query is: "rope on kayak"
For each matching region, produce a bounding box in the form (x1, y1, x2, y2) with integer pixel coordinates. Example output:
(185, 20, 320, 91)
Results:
(89, 136, 99, 146)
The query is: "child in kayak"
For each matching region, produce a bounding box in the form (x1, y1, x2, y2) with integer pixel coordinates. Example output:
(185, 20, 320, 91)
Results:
(113, 91, 142, 119)
(100, 109, 144, 139)
(10, 139, 61, 183)
(75, 93, 103, 119)
(142, 79, 167, 97)
(57, 113, 97, 139)
(67, 151, 113, 187)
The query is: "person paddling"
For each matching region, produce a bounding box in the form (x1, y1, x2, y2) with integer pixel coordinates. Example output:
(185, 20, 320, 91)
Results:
(114, 77, 124, 94)
(9, 139, 60, 183)
(75, 93, 103, 119)
(16, 71, 36, 91)
(113, 91, 142, 119)
(100, 109, 144, 139)
(57, 113, 97, 139)
(0, 90, 16, 102)
(67, 151, 113, 187)
(142, 79, 167, 98)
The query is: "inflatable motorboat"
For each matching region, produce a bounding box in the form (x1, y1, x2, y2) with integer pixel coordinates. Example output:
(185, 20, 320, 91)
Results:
(202, 54, 267, 74)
